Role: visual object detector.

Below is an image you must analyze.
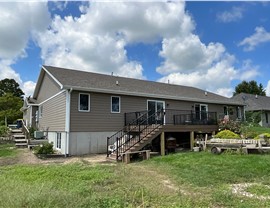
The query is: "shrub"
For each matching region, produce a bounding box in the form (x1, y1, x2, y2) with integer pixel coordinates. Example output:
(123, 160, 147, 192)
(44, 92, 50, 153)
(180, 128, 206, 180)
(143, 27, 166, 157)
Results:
(218, 120, 241, 134)
(214, 130, 241, 139)
(0, 126, 9, 137)
(33, 142, 54, 155)
(28, 127, 37, 138)
(254, 133, 270, 140)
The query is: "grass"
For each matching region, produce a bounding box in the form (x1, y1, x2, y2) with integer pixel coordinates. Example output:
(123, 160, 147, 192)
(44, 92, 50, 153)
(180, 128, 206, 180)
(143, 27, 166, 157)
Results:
(246, 184, 270, 197)
(1, 152, 270, 207)
(0, 143, 17, 157)
(248, 126, 270, 135)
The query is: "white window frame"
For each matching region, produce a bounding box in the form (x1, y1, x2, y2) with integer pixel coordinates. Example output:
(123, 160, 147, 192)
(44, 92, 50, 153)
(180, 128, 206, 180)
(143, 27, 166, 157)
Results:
(39, 105, 43, 118)
(78, 93, 90, 112)
(56, 132, 61, 149)
(111, 96, 121, 113)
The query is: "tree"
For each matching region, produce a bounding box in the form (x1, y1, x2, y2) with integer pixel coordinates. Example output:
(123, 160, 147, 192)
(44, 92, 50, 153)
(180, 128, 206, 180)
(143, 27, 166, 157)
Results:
(0, 78, 24, 98)
(233, 80, 266, 96)
(0, 93, 23, 125)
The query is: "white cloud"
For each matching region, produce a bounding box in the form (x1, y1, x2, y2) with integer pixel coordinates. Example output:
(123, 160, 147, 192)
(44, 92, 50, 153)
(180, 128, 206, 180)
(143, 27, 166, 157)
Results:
(238, 60, 260, 80)
(22, 81, 36, 97)
(0, 60, 22, 84)
(0, 2, 50, 96)
(35, 1, 193, 79)
(217, 6, 244, 23)
(266, 80, 270, 96)
(157, 35, 226, 74)
(239, 27, 270, 51)
(158, 56, 238, 97)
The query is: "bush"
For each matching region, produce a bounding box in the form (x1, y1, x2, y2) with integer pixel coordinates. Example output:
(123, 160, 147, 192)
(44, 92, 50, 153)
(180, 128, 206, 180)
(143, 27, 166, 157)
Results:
(218, 120, 241, 134)
(33, 142, 54, 155)
(254, 133, 270, 140)
(214, 130, 241, 139)
(0, 126, 9, 137)
(28, 127, 37, 139)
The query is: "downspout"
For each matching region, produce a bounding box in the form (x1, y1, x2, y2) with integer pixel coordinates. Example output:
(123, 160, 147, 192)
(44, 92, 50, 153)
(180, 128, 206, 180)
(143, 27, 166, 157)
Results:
(65, 88, 73, 156)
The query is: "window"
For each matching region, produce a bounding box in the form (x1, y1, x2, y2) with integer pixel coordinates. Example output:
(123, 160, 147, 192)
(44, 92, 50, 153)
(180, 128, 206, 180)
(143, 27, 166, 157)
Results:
(224, 106, 228, 115)
(111, 96, 120, 113)
(56, 133, 61, 149)
(79, 93, 90, 112)
(237, 107, 242, 119)
(39, 105, 43, 118)
(266, 113, 269, 124)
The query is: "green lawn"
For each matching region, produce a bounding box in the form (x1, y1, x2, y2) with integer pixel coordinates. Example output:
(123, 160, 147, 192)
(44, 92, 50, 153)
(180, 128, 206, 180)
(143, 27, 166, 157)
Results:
(0, 143, 17, 157)
(1, 152, 270, 207)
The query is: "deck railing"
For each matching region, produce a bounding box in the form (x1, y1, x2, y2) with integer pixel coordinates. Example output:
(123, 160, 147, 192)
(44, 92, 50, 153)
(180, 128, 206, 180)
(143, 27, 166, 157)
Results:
(125, 109, 217, 126)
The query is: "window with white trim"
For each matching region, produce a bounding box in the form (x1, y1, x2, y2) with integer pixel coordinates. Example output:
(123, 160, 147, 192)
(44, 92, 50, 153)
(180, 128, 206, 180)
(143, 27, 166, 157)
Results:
(39, 105, 43, 118)
(56, 132, 61, 149)
(111, 96, 120, 113)
(79, 93, 90, 112)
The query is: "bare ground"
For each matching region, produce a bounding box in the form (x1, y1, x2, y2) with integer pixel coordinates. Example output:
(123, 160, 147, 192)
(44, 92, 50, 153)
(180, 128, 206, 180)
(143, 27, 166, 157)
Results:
(0, 148, 110, 166)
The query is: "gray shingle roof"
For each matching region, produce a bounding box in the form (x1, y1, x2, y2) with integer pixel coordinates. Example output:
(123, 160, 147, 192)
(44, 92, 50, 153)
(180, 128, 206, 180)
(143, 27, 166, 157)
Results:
(43, 65, 242, 105)
(232, 93, 270, 111)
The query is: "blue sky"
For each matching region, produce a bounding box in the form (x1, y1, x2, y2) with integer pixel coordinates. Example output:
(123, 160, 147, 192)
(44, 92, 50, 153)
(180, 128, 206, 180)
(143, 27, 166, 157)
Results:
(0, 1, 270, 97)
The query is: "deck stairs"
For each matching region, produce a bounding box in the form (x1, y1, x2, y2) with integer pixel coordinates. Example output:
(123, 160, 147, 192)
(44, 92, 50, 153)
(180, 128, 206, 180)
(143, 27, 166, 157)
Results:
(107, 111, 163, 161)
(11, 129, 28, 148)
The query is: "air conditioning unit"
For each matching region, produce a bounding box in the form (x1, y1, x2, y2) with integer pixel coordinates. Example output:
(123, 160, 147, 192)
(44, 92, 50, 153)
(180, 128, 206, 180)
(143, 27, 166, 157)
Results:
(34, 131, 44, 139)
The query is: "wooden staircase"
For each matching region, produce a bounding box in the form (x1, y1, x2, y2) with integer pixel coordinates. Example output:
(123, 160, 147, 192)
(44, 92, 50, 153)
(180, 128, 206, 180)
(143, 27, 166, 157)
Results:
(107, 110, 164, 161)
(11, 129, 28, 148)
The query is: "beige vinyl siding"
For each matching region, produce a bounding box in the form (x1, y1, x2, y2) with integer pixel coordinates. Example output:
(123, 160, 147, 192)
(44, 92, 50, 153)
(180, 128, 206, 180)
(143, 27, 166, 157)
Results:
(70, 91, 146, 132)
(70, 91, 231, 132)
(38, 91, 66, 131)
(36, 73, 61, 103)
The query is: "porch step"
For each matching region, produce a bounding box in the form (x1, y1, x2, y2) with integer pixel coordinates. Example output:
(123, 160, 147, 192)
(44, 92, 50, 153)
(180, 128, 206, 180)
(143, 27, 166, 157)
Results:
(13, 134, 26, 139)
(15, 143, 28, 148)
(14, 139, 27, 143)
(11, 129, 23, 134)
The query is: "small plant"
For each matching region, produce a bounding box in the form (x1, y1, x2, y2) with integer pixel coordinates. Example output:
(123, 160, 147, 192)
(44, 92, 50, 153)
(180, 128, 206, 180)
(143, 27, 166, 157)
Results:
(214, 130, 241, 139)
(33, 142, 54, 155)
(0, 126, 9, 137)
(254, 133, 270, 145)
(28, 127, 37, 138)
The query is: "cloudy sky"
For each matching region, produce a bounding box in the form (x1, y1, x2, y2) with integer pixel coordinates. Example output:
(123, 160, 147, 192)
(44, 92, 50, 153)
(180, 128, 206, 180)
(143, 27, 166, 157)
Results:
(0, 1, 270, 97)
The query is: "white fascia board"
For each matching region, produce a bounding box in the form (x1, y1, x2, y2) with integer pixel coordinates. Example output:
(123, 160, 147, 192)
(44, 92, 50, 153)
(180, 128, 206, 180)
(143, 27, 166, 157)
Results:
(42, 66, 63, 89)
(63, 85, 243, 106)
(39, 90, 66, 106)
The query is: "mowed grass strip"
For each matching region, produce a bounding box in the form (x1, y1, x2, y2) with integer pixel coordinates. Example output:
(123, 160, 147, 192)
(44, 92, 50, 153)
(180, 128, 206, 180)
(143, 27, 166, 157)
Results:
(0, 143, 17, 157)
(145, 152, 270, 207)
(0, 162, 189, 208)
(1, 152, 270, 207)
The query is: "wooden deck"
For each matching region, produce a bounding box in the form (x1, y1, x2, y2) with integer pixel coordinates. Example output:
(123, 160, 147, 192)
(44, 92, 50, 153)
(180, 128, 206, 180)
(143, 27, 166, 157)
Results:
(162, 124, 218, 133)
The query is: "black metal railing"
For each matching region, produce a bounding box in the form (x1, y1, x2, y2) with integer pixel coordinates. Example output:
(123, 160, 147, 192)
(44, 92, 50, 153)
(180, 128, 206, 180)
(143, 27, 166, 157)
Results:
(107, 110, 164, 160)
(125, 109, 218, 126)
(124, 110, 148, 126)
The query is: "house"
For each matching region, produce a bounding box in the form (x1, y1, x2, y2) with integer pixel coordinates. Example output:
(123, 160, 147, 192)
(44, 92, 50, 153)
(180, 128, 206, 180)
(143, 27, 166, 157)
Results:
(232, 93, 270, 127)
(23, 65, 244, 157)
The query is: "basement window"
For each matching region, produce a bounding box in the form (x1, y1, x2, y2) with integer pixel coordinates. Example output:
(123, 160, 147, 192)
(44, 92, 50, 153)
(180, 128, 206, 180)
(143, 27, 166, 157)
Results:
(79, 93, 90, 112)
(56, 132, 61, 149)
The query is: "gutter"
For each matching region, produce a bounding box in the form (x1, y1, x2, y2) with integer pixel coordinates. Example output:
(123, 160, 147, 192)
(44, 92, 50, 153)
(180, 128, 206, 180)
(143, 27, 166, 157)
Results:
(65, 88, 73, 156)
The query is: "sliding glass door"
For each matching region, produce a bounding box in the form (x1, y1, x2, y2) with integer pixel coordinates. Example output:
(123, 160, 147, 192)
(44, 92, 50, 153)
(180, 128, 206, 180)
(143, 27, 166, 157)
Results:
(147, 100, 165, 124)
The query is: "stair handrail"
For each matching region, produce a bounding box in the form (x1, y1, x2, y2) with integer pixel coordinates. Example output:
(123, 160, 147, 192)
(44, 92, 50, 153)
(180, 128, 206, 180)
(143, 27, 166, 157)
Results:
(21, 120, 30, 142)
(107, 110, 150, 157)
(107, 109, 164, 160)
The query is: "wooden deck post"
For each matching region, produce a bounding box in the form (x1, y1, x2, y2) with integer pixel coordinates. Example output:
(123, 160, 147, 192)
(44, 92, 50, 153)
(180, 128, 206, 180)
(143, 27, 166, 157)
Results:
(190, 131, 194, 150)
(160, 131, 165, 156)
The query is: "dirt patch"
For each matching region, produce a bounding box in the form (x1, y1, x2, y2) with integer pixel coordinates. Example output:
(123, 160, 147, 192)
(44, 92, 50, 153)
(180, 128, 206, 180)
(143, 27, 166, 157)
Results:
(0, 148, 111, 166)
(231, 183, 270, 200)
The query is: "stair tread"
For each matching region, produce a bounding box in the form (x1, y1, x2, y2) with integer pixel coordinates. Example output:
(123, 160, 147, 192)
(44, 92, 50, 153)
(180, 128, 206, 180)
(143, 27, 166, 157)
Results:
(15, 139, 27, 142)
(13, 135, 25, 138)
